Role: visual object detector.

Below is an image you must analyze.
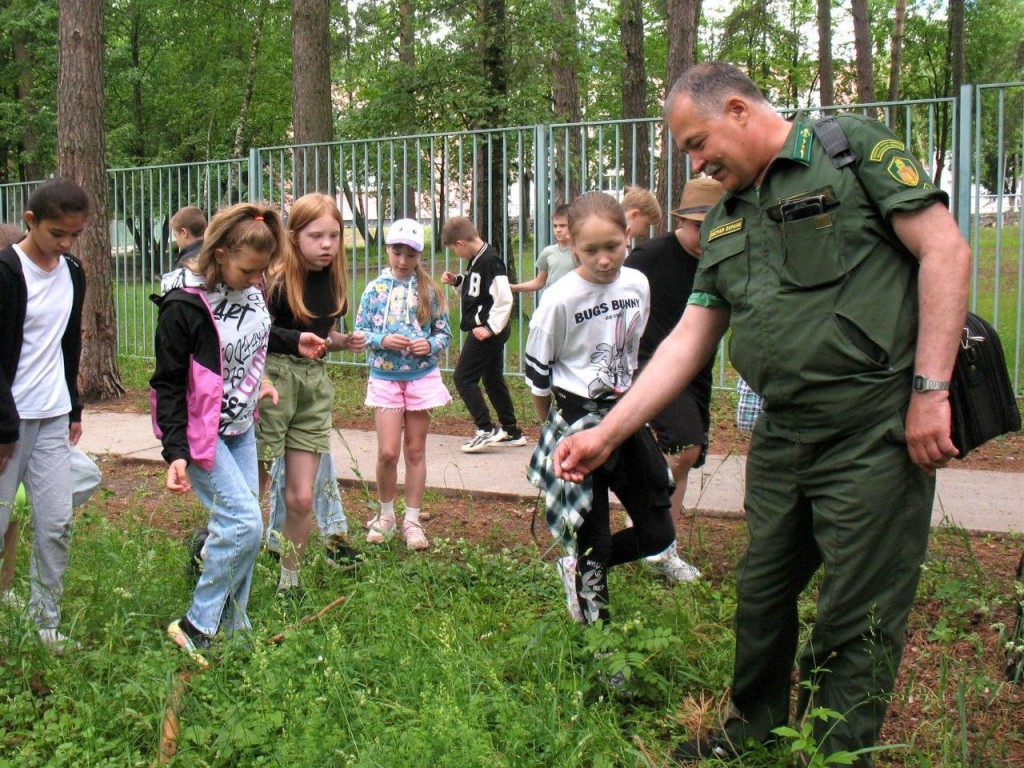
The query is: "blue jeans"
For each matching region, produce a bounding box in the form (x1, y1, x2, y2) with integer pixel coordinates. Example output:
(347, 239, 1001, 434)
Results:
(266, 452, 347, 540)
(185, 427, 263, 636)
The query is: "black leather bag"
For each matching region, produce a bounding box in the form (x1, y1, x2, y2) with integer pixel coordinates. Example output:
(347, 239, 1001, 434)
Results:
(950, 312, 1021, 457)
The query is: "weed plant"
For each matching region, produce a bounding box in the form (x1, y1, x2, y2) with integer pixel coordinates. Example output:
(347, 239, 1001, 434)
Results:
(2, 499, 1022, 765)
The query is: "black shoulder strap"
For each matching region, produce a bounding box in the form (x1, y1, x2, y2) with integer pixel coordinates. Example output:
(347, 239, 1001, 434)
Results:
(812, 115, 856, 170)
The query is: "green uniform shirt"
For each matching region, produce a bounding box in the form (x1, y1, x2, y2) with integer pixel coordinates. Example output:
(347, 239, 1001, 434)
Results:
(690, 113, 947, 441)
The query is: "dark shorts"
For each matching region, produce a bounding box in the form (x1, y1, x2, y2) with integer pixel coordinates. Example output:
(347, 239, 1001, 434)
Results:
(649, 386, 710, 467)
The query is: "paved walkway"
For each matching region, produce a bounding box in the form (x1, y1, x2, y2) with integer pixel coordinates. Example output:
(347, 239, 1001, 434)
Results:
(79, 411, 1024, 535)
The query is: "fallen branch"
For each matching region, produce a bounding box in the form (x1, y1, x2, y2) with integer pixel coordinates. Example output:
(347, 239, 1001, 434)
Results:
(267, 594, 347, 644)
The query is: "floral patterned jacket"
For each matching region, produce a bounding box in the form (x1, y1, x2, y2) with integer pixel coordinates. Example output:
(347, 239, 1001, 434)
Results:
(354, 268, 452, 381)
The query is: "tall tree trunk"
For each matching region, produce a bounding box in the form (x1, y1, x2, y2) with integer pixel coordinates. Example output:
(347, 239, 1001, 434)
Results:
(292, 0, 335, 196)
(817, 0, 834, 107)
(888, 0, 907, 102)
(58, 0, 124, 401)
(949, 0, 965, 94)
(851, 0, 875, 104)
(658, 0, 700, 218)
(550, 0, 581, 205)
(620, 0, 649, 187)
(474, 0, 508, 266)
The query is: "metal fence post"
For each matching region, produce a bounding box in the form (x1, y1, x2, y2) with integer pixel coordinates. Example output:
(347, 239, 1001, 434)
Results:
(248, 147, 260, 202)
(534, 124, 549, 250)
(956, 83, 973, 240)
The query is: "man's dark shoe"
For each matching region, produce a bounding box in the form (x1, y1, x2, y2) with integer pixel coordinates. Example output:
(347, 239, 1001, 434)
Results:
(670, 734, 739, 762)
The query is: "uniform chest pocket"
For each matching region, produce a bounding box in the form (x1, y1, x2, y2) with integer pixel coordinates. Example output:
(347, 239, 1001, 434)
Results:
(779, 213, 845, 289)
(700, 232, 748, 303)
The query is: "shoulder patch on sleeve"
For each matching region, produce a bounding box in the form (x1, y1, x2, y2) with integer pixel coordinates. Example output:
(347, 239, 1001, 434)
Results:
(707, 219, 744, 242)
(869, 139, 906, 162)
(886, 156, 921, 187)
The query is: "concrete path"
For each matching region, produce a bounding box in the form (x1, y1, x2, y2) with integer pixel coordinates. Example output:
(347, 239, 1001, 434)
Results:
(79, 411, 1024, 535)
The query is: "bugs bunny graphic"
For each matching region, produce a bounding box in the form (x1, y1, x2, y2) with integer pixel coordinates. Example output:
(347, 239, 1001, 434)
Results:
(588, 309, 642, 398)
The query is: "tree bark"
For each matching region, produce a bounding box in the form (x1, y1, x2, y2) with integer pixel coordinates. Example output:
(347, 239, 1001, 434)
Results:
(949, 0, 965, 95)
(230, 0, 269, 199)
(888, 0, 907, 102)
(817, 0, 834, 107)
(851, 0, 875, 104)
(550, 0, 581, 204)
(474, 0, 508, 264)
(58, 0, 124, 401)
(292, 0, 334, 197)
(619, 0, 649, 187)
(658, 0, 700, 219)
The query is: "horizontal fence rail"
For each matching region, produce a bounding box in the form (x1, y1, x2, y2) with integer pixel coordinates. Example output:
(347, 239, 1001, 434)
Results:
(3, 85, 1023, 394)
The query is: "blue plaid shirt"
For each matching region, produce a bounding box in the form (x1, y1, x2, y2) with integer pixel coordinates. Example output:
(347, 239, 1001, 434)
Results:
(527, 406, 603, 557)
(736, 377, 765, 432)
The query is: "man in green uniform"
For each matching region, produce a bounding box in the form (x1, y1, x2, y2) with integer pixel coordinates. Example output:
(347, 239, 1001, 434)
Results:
(553, 62, 970, 764)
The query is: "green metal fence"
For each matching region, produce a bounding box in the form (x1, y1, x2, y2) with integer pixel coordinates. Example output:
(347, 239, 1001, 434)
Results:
(5, 85, 1024, 391)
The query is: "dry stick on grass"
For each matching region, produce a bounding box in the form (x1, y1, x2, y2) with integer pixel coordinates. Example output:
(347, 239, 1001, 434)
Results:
(157, 596, 347, 763)
(159, 670, 200, 765)
(267, 594, 347, 644)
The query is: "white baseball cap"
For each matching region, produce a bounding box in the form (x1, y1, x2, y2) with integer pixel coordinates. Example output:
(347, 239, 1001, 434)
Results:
(385, 218, 424, 252)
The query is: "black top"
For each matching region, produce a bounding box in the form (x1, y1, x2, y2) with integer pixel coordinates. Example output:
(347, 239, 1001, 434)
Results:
(625, 232, 713, 402)
(268, 268, 346, 344)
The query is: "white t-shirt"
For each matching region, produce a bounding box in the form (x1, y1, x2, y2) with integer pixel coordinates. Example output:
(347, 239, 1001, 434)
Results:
(525, 267, 650, 400)
(12, 245, 73, 418)
(203, 281, 271, 436)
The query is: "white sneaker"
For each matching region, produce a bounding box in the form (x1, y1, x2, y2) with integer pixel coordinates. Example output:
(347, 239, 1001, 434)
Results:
(461, 427, 507, 453)
(39, 628, 80, 654)
(494, 431, 528, 447)
(650, 551, 702, 584)
(265, 528, 284, 555)
(556, 556, 584, 623)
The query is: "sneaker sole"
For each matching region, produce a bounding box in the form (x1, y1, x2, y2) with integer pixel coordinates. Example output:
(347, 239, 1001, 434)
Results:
(167, 621, 210, 668)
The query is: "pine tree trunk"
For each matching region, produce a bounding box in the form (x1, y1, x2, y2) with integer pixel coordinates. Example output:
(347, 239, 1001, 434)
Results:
(659, 0, 700, 215)
(888, 0, 907, 102)
(550, 0, 581, 204)
(620, 0, 649, 188)
(817, 0, 834, 107)
(851, 0, 875, 105)
(292, 0, 335, 196)
(58, 0, 124, 401)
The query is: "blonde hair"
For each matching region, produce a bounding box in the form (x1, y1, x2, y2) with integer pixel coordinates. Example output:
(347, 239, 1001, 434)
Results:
(194, 203, 285, 291)
(412, 261, 447, 326)
(621, 185, 663, 228)
(267, 194, 347, 326)
(440, 216, 479, 245)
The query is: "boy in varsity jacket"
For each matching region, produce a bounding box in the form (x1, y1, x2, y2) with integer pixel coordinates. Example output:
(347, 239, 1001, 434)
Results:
(440, 216, 526, 453)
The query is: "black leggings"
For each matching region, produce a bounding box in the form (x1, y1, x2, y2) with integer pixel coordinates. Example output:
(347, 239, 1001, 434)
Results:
(571, 420, 675, 622)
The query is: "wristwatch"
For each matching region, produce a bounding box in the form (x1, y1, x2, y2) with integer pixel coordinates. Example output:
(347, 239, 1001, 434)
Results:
(912, 374, 950, 393)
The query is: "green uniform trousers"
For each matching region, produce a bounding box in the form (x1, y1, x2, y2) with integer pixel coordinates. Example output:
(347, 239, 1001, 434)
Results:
(724, 409, 934, 764)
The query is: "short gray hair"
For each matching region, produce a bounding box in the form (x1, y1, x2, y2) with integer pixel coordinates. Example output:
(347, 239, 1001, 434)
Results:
(664, 62, 768, 119)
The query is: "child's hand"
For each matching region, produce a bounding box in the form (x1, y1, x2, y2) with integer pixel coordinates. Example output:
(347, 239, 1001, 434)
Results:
(383, 334, 412, 352)
(298, 332, 328, 360)
(472, 326, 493, 341)
(407, 338, 431, 356)
(0, 442, 15, 474)
(441, 271, 457, 285)
(69, 422, 82, 446)
(166, 459, 192, 494)
(347, 331, 367, 352)
(259, 380, 279, 405)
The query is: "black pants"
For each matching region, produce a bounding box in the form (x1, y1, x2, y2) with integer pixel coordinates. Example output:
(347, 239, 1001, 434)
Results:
(567, 406, 675, 622)
(454, 326, 518, 433)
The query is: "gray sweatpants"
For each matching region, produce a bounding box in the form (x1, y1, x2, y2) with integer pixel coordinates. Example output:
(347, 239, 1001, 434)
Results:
(0, 416, 73, 630)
